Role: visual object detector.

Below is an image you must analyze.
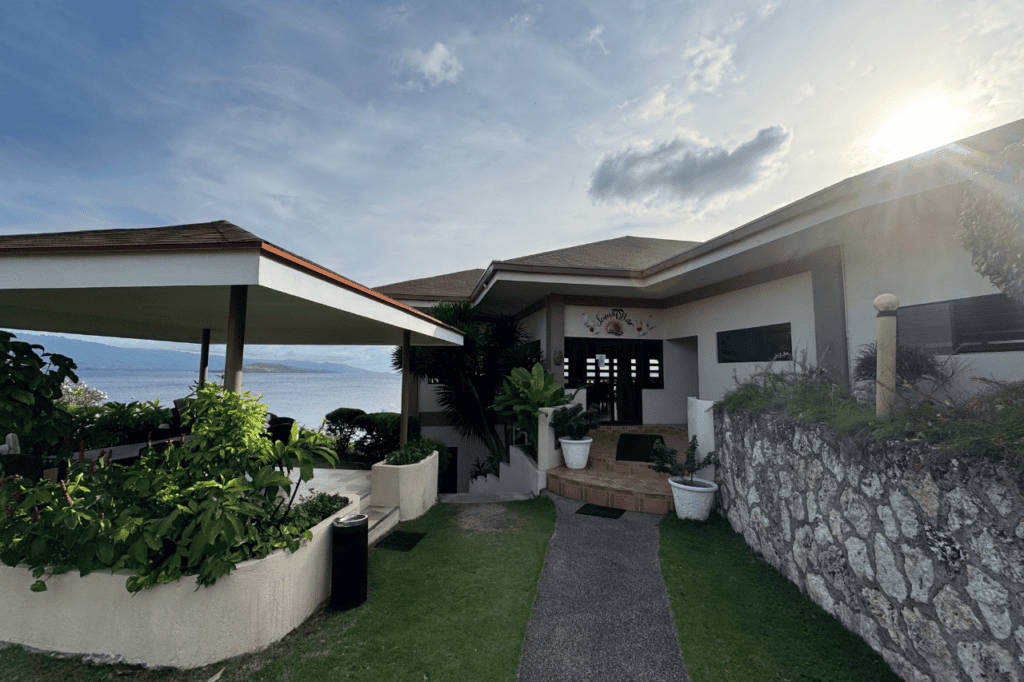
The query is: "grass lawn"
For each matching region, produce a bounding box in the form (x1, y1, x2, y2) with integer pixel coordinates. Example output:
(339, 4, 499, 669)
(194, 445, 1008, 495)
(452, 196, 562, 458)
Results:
(659, 512, 902, 682)
(0, 497, 556, 682)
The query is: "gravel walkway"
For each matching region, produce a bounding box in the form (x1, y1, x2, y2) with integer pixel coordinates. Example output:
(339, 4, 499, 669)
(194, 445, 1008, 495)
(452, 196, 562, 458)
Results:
(518, 491, 691, 682)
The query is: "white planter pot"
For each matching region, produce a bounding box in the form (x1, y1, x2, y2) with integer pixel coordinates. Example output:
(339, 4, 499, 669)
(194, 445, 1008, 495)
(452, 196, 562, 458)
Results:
(668, 476, 718, 521)
(370, 451, 439, 521)
(559, 437, 592, 470)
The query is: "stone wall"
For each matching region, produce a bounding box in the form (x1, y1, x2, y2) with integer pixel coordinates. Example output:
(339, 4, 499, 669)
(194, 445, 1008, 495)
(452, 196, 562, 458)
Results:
(714, 407, 1024, 682)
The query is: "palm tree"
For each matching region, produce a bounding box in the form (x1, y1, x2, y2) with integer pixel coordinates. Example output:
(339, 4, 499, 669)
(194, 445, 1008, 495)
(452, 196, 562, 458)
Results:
(392, 302, 541, 468)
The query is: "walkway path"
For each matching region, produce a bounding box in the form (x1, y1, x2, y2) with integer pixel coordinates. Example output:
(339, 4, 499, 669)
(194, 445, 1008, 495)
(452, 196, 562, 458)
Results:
(518, 491, 691, 682)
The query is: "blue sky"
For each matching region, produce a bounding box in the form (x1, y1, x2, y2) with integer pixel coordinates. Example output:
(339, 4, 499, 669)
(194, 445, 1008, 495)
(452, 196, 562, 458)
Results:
(3, 0, 1023, 371)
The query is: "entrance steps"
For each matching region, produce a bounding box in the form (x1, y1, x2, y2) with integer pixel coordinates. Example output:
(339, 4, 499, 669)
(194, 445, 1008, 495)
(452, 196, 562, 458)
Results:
(546, 424, 689, 515)
(363, 504, 401, 546)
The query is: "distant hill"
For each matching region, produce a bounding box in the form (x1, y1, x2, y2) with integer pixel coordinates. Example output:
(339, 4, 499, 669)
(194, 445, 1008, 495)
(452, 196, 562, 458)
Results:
(243, 362, 329, 373)
(6, 333, 386, 376)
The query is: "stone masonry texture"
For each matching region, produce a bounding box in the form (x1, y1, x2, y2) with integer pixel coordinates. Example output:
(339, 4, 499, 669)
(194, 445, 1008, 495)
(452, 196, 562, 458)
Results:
(714, 407, 1024, 682)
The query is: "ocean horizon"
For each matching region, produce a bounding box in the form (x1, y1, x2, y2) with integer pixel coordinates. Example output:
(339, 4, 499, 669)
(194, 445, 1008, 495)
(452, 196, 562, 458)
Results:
(72, 370, 403, 430)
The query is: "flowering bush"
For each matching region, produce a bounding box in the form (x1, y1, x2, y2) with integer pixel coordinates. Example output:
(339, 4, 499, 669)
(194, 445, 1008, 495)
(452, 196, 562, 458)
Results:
(58, 379, 108, 407)
(0, 383, 337, 593)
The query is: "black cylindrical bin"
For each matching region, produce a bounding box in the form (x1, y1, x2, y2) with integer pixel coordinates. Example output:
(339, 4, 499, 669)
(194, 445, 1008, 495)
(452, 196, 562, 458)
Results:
(330, 513, 368, 610)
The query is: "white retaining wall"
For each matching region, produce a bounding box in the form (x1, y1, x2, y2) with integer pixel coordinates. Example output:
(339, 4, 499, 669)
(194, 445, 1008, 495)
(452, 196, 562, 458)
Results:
(0, 499, 358, 669)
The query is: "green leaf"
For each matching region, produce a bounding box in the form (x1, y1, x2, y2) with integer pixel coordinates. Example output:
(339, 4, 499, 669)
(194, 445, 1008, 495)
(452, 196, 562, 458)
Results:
(143, 531, 162, 551)
(95, 540, 114, 565)
(10, 389, 35, 405)
(129, 538, 149, 564)
(30, 580, 47, 592)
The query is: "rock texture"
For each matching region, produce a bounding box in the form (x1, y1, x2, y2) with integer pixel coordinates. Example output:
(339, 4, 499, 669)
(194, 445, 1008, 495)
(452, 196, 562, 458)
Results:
(715, 407, 1024, 682)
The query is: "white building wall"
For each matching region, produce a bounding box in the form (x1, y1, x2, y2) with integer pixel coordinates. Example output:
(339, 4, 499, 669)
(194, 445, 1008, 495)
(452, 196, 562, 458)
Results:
(420, 425, 490, 494)
(520, 308, 547, 354)
(641, 337, 693, 425)
(839, 199, 1024, 393)
(659, 272, 817, 402)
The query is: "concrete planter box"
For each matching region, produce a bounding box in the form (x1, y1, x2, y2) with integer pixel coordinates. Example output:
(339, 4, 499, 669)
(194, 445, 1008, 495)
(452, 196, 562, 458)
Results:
(370, 451, 438, 521)
(0, 498, 358, 669)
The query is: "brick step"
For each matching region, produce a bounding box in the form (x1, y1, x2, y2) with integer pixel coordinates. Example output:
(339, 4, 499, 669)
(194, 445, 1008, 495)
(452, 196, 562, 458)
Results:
(546, 466, 675, 515)
(581, 424, 690, 481)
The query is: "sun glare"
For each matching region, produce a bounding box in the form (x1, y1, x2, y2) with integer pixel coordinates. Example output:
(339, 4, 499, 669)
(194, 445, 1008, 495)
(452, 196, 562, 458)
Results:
(869, 92, 970, 163)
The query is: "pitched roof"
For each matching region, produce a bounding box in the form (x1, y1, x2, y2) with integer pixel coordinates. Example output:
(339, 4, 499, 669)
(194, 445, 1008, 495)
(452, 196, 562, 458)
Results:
(0, 220, 262, 251)
(500, 235, 699, 271)
(375, 268, 485, 302)
(0, 220, 462, 337)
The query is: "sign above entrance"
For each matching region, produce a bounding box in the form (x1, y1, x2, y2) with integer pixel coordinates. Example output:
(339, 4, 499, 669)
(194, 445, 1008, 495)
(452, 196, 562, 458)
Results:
(578, 308, 657, 337)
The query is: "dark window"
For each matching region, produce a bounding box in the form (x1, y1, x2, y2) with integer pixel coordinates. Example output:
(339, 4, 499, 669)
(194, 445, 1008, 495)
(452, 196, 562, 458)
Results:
(898, 293, 1024, 354)
(716, 323, 792, 363)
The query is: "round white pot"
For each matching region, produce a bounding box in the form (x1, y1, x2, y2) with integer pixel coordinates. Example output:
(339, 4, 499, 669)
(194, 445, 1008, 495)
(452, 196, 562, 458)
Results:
(559, 437, 593, 470)
(668, 476, 718, 521)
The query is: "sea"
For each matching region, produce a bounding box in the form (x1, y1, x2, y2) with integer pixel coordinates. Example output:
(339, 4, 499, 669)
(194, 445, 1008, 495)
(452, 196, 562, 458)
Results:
(72, 370, 403, 431)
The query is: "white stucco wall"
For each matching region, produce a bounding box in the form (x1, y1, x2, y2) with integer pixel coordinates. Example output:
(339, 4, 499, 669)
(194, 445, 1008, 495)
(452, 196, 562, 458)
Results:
(839, 195, 1024, 394)
(642, 337, 698, 425)
(420, 425, 490, 494)
(520, 308, 547, 353)
(659, 272, 817, 402)
(0, 499, 359, 669)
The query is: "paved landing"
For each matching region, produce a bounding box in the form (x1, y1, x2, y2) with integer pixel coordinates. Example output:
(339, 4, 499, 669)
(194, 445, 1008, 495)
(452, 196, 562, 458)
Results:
(286, 468, 370, 505)
(518, 491, 690, 682)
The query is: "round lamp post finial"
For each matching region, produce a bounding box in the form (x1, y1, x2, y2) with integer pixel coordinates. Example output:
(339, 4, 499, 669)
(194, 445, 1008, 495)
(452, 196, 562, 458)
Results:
(873, 293, 900, 312)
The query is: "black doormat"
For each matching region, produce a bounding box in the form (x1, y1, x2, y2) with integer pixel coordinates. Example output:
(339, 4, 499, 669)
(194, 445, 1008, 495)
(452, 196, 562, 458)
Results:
(576, 503, 625, 519)
(376, 531, 427, 552)
(615, 433, 665, 462)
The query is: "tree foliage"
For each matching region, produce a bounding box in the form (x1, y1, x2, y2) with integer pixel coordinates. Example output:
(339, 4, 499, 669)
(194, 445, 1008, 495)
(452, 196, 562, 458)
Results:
(392, 301, 541, 466)
(960, 137, 1024, 305)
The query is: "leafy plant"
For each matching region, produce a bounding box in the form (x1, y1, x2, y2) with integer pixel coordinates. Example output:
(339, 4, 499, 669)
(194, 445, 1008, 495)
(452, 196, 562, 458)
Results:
(959, 137, 1024, 306)
(469, 456, 499, 481)
(550, 403, 600, 441)
(0, 331, 77, 461)
(650, 435, 720, 485)
(324, 407, 367, 456)
(384, 437, 450, 467)
(0, 383, 338, 594)
(494, 363, 577, 454)
(353, 412, 421, 461)
(393, 301, 542, 471)
(66, 400, 174, 451)
(851, 343, 969, 412)
(289, 492, 351, 531)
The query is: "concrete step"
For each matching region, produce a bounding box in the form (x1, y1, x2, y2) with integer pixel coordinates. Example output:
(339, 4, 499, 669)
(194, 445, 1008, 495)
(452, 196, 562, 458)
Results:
(364, 505, 400, 546)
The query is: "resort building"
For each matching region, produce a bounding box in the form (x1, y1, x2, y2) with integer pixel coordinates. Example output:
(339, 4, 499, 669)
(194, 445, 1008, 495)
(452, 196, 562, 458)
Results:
(377, 117, 1024, 493)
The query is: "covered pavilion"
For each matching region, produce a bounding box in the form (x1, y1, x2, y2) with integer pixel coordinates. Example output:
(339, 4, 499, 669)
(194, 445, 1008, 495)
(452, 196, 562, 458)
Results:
(0, 220, 463, 445)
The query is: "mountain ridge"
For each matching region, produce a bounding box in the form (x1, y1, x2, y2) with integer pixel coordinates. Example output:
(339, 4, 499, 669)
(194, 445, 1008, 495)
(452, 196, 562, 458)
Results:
(6, 332, 388, 376)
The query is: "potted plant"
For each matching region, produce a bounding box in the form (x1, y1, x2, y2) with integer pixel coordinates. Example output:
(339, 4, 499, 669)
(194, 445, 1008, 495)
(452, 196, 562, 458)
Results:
(494, 362, 577, 457)
(370, 438, 445, 521)
(550, 403, 601, 470)
(651, 435, 720, 521)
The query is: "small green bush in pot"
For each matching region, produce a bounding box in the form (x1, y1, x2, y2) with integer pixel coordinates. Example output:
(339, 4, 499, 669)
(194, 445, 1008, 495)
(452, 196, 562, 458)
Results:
(650, 435, 720, 486)
(550, 403, 600, 441)
(494, 362, 577, 455)
(385, 437, 450, 468)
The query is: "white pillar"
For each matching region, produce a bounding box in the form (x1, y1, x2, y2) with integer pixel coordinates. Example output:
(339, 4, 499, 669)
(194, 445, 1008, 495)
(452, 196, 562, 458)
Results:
(873, 293, 899, 417)
(224, 286, 248, 393)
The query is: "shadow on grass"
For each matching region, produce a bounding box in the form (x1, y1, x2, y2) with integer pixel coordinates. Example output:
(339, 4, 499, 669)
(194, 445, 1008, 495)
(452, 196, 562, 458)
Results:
(0, 497, 557, 682)
(659, 511, 901, 682)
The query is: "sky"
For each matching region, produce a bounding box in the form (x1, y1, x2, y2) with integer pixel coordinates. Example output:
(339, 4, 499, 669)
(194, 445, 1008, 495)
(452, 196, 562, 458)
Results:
(3, 0, 1024, 372)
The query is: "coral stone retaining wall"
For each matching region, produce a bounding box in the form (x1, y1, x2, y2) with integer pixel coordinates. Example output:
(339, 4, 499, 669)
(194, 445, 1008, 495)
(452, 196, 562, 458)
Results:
(715, 407, 1024, 682)
(0, 499, 358, 669)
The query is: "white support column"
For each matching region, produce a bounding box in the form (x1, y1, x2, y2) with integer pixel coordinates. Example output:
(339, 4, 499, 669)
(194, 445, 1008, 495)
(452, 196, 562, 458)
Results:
(224, 285, 248, 394)
(199, 328, 211, 387)
(400, 329, 411, 448)
(873, 293, 899, 417)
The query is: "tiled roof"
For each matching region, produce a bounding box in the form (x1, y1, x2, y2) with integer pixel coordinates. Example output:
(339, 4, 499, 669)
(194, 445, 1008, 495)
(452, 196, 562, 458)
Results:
(500, 236, 700, 271)
(375, 269, 485, 301)
(0, 220, 262, 251)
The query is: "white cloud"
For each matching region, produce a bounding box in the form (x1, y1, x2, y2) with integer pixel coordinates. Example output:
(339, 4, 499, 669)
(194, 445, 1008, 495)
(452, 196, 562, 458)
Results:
(588, 125, 792, 206)
(759, 0, 782, 20)
(401, 42, 463, 86)
(508, 12, 535, 33)
(795, 81, 815, 105)
(848, 56, 873, 78)
(586, 25, 610, 55)
(684, 35, 738, 93)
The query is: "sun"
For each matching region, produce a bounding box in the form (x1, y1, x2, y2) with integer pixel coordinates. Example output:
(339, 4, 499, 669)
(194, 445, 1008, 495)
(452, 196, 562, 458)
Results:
(868, 92, 971, 163)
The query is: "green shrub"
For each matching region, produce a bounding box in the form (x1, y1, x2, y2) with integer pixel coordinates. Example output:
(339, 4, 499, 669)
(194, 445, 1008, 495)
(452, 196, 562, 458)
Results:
(66, 400, 174, 451)
(324, 407, 367, 456)
(550, 403, 600, 441)
(385, 437, 451, 467)
(354, 412, 421, 461)
(289, 492, 350, 531)
(0, 332, 77, 461)
(0, 383, 338, 594)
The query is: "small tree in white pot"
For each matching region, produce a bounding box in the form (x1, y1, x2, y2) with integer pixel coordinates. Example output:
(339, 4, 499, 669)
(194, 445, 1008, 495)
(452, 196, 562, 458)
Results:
(650, 436, 720, 521)
(550, 404, 601, 470)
